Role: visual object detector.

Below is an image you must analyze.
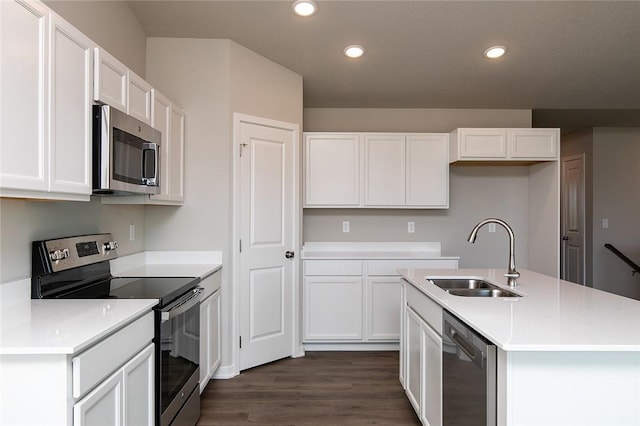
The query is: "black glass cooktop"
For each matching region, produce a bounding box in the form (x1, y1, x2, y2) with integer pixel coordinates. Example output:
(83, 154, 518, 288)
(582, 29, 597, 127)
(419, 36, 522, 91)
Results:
(56, 276, 200, 307)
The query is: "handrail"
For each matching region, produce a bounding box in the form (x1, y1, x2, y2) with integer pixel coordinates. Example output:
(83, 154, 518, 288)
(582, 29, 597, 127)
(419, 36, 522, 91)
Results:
(604, 244, 640, 276)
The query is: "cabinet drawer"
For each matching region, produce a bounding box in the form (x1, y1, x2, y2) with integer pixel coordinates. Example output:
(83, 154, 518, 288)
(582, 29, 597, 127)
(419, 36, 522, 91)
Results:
(404, 281, 442, 333)
(304, 260, 363, 276)
(72, 311, 154, 398)
(367, 259, 458, 276)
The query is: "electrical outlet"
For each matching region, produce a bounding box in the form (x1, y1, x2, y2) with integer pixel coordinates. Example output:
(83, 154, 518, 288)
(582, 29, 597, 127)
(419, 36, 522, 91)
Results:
(129, 224, 135, 241)
(489, 223, 496, 233)
(342, 221, 350, 233)
(602, 218, 609, 229)
(408, 221, 415, 233)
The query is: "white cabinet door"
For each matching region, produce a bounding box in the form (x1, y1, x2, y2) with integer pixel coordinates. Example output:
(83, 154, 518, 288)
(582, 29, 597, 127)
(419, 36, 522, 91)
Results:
(304, 133, 360, 207)
(406, 134, 449, 207)
(167, 103, 185, 202)
(127, 70, 152, 125)
(0, 0, 49, 193)
(48, 13, 93, 196)
(94, 47, 127, 113)
(150, 89, 171, 200)
(74, 369, 124, 426)
(304, 276, 363, 340)
(367, 277, 402, 340)
(123, 343, 154, 426)
(363, 134, 405, 206)
(199, 290, 221, 393)
(508, 128, 559, 159)
(405, 307, 422, 415)
(422, 319, 442, 426)
(457, 128, 507, 159)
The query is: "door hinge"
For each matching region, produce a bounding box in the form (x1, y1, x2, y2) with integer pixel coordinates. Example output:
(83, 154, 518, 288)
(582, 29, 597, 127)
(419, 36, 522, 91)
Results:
(239, 143, 248, 157)
(239, 336, 242, 348)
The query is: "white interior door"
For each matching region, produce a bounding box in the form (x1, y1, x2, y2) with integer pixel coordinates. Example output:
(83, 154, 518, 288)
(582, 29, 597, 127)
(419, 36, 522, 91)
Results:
(239, 119, 297, 371)
(561, 154, 586, 284)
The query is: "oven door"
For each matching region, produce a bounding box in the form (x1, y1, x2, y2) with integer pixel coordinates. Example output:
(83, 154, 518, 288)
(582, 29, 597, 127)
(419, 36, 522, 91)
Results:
(158, 287, 203, 426)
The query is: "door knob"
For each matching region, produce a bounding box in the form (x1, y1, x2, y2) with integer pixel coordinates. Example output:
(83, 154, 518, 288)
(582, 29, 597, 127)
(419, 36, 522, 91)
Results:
(285, 251, 295, 259)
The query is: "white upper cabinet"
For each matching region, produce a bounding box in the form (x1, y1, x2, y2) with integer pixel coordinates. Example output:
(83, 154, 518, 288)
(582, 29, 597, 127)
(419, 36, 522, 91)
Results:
(304, 133, 360, 207)
(1, 0, 93, 201)
(406, 134, 449, 208)
(1, 0, 49, 194)
(305, 132, 449, 209)
(148, 89, 184, 204)
(93, 47, 127, 113)
(363, 134, 406, 206)
(49, 13, 94, 196)
(94, 48, 153, 126)
(127, 70, 152, 125)
(509, 128, 558, 159)
(449, 128, 559, 162)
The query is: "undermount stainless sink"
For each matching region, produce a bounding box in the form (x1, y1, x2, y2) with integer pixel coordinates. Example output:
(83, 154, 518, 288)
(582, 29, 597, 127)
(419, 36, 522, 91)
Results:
(428, 278, 522, 298)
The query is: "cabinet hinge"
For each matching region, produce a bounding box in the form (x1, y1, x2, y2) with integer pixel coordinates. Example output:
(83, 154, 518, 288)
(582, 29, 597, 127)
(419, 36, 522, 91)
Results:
(239, 336, 242, 348)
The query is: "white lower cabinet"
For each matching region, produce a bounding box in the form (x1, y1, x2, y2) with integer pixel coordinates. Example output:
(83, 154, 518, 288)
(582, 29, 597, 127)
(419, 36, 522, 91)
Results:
(302, 253, 457, 345)
(74, 343, 154, 426)
(304, 276, 364, 340)
(74, 367, 124, 426)
(402, 282, 443, 426)
(200, 289, 221, 392)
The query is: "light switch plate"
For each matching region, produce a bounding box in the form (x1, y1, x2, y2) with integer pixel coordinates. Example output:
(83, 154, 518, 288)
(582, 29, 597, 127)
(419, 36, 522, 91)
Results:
(408, 221, 415, 233)
(342, 221, 350, 233)
(603, 218, 609, 229)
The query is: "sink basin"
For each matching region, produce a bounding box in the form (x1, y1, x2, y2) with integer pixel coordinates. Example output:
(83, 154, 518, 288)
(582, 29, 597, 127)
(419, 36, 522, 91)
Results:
(429, 278, 494, 290)
(446, 288, 521, 298)
(428, 278, 521, 298)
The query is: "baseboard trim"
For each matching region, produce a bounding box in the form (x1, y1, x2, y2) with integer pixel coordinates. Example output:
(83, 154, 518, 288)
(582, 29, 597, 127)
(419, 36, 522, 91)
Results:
(303, 342, 399, 351)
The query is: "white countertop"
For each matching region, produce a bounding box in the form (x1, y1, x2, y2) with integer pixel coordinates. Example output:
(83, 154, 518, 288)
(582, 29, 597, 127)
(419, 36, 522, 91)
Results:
(0, 299, 157, 355)
(302, 241, 459, 260)
(110, 251, 222, 279)
(400, 268, 640, 351)
(0, 250, 222, 355)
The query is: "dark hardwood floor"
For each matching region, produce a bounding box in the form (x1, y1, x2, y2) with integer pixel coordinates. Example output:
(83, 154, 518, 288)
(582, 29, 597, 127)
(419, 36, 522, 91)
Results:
(198, 351, 420, 425)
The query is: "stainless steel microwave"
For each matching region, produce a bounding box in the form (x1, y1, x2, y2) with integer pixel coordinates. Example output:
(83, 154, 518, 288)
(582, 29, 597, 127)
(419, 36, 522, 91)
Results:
(92, 104, 161, 195)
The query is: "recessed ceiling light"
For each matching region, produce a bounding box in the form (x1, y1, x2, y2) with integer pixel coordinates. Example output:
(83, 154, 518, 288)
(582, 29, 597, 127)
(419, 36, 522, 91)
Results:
(344, 45, 365, 59)
(484, 46, 506, 59)
(292, 0, 317, 17)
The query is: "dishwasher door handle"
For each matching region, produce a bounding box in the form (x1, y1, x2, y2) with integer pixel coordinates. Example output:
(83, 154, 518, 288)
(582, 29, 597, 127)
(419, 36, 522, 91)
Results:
(449, 328, 484, 369)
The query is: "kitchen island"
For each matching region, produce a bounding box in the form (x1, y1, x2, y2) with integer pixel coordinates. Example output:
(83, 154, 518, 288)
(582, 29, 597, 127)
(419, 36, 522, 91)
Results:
(399, 268, 640, 426)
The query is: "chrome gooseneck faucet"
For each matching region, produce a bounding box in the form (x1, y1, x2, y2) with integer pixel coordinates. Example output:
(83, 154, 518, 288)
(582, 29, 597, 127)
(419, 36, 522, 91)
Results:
(468, 218, 520, 287)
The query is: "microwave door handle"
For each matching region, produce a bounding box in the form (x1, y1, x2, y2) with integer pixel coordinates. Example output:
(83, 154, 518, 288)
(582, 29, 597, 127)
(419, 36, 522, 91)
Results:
(142, 143, 158, 186)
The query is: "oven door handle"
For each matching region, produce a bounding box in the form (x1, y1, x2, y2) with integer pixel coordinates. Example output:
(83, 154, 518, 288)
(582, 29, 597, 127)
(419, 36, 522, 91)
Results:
(161, 287, 204, 322)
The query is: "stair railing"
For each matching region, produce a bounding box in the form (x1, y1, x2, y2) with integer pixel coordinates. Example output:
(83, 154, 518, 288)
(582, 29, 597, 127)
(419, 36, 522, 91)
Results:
(604, 243, 640, 276)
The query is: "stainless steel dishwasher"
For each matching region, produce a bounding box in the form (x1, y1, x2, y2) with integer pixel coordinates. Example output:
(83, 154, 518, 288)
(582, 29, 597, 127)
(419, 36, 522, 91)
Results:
(442, 310, 497, 425)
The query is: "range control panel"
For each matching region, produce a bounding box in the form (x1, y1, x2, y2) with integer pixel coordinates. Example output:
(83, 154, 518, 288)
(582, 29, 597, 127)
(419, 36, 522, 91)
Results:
(39, 233, 119, 272)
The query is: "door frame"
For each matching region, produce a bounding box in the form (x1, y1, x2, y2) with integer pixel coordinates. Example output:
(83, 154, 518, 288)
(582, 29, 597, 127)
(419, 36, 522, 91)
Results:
(231, 113, 302, 376)
(560, 153, 586, 284)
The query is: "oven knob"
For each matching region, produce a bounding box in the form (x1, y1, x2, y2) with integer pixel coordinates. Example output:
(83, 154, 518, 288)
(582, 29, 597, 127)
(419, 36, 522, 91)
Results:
(104, 241, 119, 251)
(49, 249, 69, 262)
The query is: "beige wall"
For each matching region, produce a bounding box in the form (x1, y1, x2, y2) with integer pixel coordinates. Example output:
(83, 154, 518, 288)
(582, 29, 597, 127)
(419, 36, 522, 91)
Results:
(0, 198, 145, 283)
(304, 108, 531, 132)
(144, 37, 303, 373)
(44, 0, 147, 76)
(592, 128, 640, 299)
(302, 108, 535, 269)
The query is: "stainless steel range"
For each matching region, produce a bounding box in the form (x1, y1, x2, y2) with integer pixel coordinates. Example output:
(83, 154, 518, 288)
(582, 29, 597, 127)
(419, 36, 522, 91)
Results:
(31, 233, 202, 426)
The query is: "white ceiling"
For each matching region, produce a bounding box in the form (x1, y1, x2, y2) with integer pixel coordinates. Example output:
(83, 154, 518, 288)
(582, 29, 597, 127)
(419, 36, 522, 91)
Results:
(127, 1, 640, 119)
